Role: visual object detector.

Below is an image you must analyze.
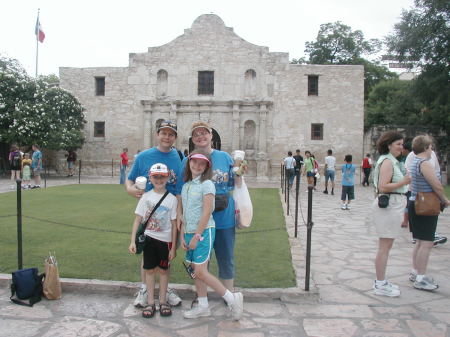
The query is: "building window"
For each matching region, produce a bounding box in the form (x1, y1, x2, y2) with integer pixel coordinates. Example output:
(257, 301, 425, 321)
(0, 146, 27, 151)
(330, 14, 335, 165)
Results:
(94, 121, 105, 137)
(198, 71, 214, 95)
(311, 123, 323, 140)
(308, 75, 318, 96)
(95, 77, 105, 96)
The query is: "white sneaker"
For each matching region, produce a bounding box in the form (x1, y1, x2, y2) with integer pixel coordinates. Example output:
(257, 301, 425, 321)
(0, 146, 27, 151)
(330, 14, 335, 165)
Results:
(346, 204, 350, 210)
(414, 276, 439, 291)
(373, 281, 400, 297)
(133, 289, 148, 308)
(167, 288, 182, 306)
(229, 292, 244, 321)
(385, 281, 399, 290)
(183, 305, 211, 319)
(341, 204, 346, 210)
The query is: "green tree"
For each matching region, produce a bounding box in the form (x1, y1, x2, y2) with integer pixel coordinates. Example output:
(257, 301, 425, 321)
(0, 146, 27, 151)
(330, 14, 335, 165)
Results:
(0, 55, 86, 151)
(385, 0, 450, 150)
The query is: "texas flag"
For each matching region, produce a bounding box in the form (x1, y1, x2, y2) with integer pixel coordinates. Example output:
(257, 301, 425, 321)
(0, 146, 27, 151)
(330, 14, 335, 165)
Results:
(35, 16, 45, 43)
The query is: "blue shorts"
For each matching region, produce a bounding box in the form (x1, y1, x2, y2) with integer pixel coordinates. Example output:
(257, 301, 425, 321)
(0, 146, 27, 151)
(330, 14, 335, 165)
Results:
(213, 226, 235, 280)
(185, 227, 215, 265)
(325, 170, 335, 182)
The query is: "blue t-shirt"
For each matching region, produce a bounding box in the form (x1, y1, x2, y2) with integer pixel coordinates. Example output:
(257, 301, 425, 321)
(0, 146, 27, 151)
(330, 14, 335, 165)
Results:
(31, 150, 42, 169)
(341, 163, 356, 186)
(128, 147, 182, 195)
(181, 177, 216, 233)
(178, 150, 235, 229)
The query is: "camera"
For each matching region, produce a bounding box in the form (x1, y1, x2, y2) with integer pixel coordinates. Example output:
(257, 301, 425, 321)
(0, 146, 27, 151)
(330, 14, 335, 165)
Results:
(378, 194, 390, 208)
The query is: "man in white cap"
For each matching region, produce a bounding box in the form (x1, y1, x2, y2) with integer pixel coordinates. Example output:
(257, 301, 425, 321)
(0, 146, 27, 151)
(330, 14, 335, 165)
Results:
(126, 120, 183, 308)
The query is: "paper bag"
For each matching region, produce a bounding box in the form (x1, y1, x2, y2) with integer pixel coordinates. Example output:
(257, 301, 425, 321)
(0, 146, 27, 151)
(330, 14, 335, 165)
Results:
(43, 252, 62, 300)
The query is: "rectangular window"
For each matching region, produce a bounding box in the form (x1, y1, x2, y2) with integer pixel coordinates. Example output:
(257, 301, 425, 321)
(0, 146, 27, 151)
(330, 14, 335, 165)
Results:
(95, 77, 105, 96)
(94, 121, 105, 137)
(308, 75, 319, 96)
(198, 71, 214, 95)
(311, 123, 323, 140)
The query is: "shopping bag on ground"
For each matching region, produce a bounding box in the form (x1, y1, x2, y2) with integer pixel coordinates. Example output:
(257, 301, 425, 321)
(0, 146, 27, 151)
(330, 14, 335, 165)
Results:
(43, 252, 62, 300)
(233, 177, 253, 228)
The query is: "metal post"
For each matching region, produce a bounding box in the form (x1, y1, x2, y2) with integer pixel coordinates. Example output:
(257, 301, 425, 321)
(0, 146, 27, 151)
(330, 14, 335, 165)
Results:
(281, 164, 284, 194)
(111, 159, 114, 177)
(305, 185, 314, 291)
(78, 159, 81, 184)
(44, 166, 47, 188)
(284, 168, 288, 203)
(16, 179, 23, 270)
(287, 173, 290, 215)
(294, 170, 300, 238)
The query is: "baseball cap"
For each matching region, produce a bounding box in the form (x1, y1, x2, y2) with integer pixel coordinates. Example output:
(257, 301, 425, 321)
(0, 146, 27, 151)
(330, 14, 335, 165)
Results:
(188, 153, 211, 167)
(149, 163, 169, 176)
(191, 121, 212, 136)
(157, 120, 177, 134)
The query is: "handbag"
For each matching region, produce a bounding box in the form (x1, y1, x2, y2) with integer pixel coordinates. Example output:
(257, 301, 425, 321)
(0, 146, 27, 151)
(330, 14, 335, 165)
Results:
(135, 191, 169, 254)
(415, 191, 441, 216)
(214, 194, 229, 212)
(378, 194, 390, 208)
(10, 267, 44, 307)
(43, 252, 62, 300)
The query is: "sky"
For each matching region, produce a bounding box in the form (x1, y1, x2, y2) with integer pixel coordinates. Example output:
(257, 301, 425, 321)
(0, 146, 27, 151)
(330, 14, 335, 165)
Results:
(0, 0, 415, 77)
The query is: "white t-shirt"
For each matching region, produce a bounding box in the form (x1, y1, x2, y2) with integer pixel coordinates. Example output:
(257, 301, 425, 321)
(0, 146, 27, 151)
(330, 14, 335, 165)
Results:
(135, 190, 178, 242)
(284, 156, 296, 169)
(324, 156, 336, 171)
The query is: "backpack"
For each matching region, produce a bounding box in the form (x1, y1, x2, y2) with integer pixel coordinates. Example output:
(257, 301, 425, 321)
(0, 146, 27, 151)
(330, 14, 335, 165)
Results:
(10, 268, 44, 307)
(10, 151, 21, 169)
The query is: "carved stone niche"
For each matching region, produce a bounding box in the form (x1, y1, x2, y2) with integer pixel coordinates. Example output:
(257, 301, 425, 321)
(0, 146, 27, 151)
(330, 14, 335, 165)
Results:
(244, 120, 256, 150)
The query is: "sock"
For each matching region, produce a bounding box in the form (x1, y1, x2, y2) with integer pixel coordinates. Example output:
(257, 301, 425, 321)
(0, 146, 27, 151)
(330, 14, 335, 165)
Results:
(140, 284, 147, 291)
(416, 274, 424, 282)
(198, 297, 208, 307)
(222, 290, 235, 305)
(375, 279, 386, 286)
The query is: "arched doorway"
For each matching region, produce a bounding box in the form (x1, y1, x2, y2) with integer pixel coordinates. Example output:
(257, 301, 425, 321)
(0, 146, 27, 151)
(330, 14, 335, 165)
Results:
(189, 128, 221, 152)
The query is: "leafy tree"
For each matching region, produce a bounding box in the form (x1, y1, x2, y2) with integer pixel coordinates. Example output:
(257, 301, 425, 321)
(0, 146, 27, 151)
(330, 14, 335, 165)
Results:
(0, 55, 86, 151)
(385, 0, 450, 151)
(305, 22, 381, 64)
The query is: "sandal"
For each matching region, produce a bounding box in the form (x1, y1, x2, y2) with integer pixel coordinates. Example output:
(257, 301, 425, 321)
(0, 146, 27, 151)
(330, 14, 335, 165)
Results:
(142, 304, 156, 318)
(159, 302, 172, 317)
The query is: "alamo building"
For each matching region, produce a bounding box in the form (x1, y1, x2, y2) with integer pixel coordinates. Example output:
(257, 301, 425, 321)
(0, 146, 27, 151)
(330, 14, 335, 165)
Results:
(59, 14, 364, 179)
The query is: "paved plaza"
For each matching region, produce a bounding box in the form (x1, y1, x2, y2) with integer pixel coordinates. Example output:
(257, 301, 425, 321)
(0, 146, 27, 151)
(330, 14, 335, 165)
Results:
(1, 176, 449, 336)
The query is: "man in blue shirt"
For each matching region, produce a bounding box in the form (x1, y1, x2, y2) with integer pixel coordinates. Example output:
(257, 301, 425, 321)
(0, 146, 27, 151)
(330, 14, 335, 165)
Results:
(31, 144, 42, 189)
(125, 120, 183, 308)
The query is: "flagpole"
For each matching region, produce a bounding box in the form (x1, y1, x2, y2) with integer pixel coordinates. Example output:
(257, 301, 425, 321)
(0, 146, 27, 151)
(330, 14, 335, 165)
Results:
(35, 8, 40, 77)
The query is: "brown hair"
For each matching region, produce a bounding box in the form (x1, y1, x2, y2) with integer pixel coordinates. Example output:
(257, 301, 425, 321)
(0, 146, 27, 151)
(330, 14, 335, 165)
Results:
(412, 135, 432, 155)
(183, 150, 213, 182)
(376, 131, 404, 155)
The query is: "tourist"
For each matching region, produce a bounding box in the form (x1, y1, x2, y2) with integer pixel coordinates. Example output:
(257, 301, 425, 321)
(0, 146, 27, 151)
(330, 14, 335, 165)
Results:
(407, 135, 449, 291)
(323, 149, 336, 195)
(372, 131, 411, 297)
(8, 144, 22, 189)
(180, 151, 243, 320)
(341, 154, 355, 210)
(31, 144, 42, 189)
(283, 151, 296, 190)
(66, 150, 77, 177)
(177, 121, 241, 304)
(120, 148, 129, 184)
(21, 153, 32, 189)
(126, 120, 183, 308)
(293, 149, 304, 186)
(128, 163, 178, 318)
(361, 153, 373, 187)
(304, 151, 315, 189)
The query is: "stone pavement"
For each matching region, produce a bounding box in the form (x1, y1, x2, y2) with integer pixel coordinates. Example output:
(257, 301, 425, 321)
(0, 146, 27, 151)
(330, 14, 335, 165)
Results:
(1, 177, 449, 336)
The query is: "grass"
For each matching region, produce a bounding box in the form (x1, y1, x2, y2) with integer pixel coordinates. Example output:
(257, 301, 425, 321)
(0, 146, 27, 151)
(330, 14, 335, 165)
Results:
(445, 185, 450, 198)
(0, 185, 295, 288)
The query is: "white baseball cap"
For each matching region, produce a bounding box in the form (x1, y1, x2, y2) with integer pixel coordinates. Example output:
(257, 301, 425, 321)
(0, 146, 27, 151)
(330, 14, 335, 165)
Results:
(149, 163, 169, 176)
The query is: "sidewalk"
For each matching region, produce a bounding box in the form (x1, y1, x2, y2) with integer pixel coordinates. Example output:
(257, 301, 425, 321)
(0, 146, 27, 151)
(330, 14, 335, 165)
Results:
(1, 180, 449, 336)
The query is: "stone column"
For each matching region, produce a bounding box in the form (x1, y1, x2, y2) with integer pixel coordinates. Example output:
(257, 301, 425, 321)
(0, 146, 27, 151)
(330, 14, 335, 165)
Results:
(232, 101, 240, 151)
(257, 103, 269, 181)
(143, 101, 153, 149)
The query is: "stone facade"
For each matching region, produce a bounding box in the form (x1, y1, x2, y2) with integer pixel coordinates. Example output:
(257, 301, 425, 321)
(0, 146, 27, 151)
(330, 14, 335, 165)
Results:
(59, 14, 364, 178)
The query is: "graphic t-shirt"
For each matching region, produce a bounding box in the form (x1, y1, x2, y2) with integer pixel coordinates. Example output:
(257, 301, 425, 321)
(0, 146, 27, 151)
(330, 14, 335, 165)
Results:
(135, 190, 178, 242)
(341, 164, 356, 186)
(128, 147, 182, 195)
(178, 150, 235, 229)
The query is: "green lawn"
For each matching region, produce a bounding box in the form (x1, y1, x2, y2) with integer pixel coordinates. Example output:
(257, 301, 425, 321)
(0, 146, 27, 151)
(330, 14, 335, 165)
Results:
(0, 185, 295, 288)
(445, 185, 450, 198)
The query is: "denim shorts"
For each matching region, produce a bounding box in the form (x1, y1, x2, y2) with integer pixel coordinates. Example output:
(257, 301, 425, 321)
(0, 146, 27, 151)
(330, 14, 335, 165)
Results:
(213, 226, 235, 280)
(325, 170, 335, 182)
(184, 227, 215, 265)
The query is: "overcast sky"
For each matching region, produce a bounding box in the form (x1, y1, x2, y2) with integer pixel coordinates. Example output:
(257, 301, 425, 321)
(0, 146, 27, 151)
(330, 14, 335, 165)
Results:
(0, 0, 414, 77)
